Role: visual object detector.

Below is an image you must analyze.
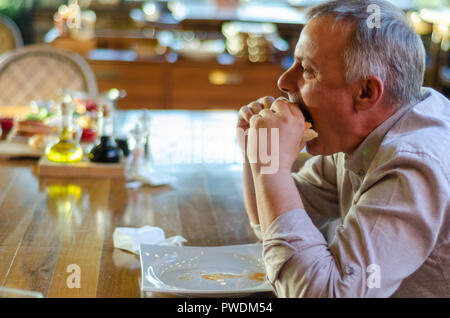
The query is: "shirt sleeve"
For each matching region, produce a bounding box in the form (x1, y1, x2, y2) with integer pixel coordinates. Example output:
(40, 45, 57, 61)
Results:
(249, 154, 339, 240)
(250, 221, 262, 241)
(292, 154, 341, 230)
(262, 151, 448, 297)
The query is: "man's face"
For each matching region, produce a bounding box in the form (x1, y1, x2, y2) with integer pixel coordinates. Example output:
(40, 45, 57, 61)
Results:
(278, 16, 361, 156)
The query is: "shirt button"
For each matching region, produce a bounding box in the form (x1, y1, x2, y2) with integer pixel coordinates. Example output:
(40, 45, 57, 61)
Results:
(358, 169, 365, 177)
(344, 264, 355, 275)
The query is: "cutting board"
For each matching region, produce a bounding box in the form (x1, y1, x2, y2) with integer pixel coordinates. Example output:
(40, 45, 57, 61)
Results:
(0, 141, 44, 159)
(38, 156, 126, 179)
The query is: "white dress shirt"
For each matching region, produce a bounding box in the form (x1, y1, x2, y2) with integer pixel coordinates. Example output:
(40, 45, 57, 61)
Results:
(255, 88, 450, 297)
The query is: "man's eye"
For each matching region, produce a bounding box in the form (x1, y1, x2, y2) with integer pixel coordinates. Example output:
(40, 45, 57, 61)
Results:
(301, 65, 313, 74)
(301, 65, 314, 77)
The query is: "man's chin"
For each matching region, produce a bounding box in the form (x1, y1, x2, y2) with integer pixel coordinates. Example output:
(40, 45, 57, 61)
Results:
(305, 138, 321, 156)
(306, 138, 340, 156)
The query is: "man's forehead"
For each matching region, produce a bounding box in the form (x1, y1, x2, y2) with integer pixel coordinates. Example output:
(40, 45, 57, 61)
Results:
(294, 16, 354, 64)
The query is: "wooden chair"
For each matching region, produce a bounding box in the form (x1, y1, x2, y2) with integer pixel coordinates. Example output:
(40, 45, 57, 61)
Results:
(0, 14, 23, 55)
(0, 44, 98, 106)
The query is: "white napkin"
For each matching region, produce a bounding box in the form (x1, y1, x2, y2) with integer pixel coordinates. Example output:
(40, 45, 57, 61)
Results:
(113, 225, 187, 254)
(126, 169, 176, 188)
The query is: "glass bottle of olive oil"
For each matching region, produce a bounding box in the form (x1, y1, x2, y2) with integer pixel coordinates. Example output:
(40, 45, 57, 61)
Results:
(45, 94, 83, 163)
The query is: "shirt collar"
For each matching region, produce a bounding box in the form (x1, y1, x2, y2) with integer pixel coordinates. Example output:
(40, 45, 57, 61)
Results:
(343, 89, 432, 175)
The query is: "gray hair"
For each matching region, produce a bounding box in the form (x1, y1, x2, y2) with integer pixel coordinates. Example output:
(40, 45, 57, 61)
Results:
(307, 0, 426, 106)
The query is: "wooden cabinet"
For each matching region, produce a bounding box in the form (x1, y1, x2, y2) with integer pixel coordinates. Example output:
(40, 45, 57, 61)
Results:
(169, 62, 283, 109)
(89, 59, 168, 108)
(88, 58, 284, 110)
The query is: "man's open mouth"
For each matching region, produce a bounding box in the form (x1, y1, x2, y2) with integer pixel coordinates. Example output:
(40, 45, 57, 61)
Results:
(297, 104, 314, 127)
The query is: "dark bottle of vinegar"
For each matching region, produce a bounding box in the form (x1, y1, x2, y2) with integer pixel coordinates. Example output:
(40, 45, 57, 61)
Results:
(88, 101, 122, 163)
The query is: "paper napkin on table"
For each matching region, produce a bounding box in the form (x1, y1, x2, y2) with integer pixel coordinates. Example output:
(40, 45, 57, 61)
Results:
(113, 225, 187, 255)
(126, 169, 176, 188)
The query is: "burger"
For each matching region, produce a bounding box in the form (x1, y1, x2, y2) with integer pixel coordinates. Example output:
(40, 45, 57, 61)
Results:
(303, 121, 318, 142)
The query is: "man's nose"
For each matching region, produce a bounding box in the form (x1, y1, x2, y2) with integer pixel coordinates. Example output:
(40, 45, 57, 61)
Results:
(277, 67, 299, 94)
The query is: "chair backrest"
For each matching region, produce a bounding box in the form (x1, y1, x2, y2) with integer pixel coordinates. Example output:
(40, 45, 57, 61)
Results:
(0, 44, 98, 106)
(0, 14, 23, 55)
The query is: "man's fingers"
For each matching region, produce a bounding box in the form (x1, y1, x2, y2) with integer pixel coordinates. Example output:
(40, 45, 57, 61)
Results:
(270, 97, 290, 115)
(249, 109, 276, 129)
(249, 113, 262, 127)
(239, 96, 277, 127)
(239, 105, 254, 123)
(287, 101, 305, 120)
(240, 96, 275, 124)
(270, 97, 305, 121)
(257, 96, 275, 109)
(248, 101, 264, 115)
(259, 108, 275, 119)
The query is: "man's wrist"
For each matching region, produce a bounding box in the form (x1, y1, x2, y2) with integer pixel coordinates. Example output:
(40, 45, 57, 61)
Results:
(252, 166, 292, 180)
(252, 168, 303, 235)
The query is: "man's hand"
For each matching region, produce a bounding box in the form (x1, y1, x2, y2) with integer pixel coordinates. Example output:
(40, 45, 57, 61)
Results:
(248, 97, 307, 234)
(236, 96, 275, 156)
(237, 96, 275, 229)
(248, 97, 307, 174)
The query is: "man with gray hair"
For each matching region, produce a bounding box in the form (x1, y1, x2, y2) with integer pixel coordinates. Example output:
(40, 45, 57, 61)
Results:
(237, 0, 449, 297)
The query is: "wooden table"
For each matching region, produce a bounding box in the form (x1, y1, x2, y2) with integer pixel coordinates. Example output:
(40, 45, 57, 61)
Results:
(0, 110, 263, 298)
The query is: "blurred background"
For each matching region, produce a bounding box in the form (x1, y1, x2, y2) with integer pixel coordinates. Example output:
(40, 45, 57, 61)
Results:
(0, 0, 448, 110)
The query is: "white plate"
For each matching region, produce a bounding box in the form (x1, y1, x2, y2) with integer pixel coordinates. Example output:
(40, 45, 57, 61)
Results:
(139, 243, 273, 297)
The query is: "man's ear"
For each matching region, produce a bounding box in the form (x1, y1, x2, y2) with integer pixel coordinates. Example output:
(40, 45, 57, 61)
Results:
(353, 76, 384, 111)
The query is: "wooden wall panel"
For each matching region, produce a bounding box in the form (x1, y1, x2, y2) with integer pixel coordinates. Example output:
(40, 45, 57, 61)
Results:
(88, 59, 284, 110)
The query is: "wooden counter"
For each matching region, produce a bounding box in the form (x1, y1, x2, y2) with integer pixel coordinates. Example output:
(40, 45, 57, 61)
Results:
(0, 110, 268, 298)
